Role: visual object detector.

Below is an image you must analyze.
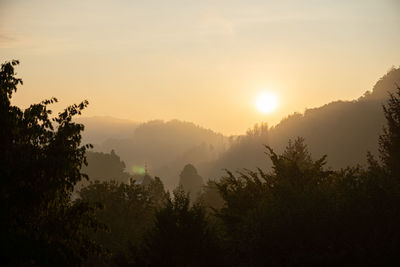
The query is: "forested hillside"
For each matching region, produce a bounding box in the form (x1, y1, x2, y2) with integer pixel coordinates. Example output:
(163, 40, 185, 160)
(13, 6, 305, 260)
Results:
(84, 68, 400, 187)
(4, 61, 400, 266)
(95, 120, 228, 189)
(75, 116, 139, 145)
(269, 67, 400, 167)
(204, 67, 400, 180)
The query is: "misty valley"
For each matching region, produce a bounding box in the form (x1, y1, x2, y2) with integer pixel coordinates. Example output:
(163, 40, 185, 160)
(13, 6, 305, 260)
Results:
(3, 60, 400, 266)
(3, 0, 400, 264)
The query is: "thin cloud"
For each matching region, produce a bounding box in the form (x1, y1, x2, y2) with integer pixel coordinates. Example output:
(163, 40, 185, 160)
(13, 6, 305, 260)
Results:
(200, 15, 235, 37)
(0, 33, 18, 48)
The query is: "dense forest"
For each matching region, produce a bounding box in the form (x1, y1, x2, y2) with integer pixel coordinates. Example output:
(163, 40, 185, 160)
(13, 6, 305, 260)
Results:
(3, 60, 400, 266)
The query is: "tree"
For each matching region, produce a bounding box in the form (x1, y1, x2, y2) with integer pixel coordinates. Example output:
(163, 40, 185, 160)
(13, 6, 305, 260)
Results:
(78, 177, 167, 266)
(379, 84, 400, 179)
(79, 150, 131, 187)
(214, 131, 400, 265)
(0, 60, 101, 265)
(215, 138, 334, 266)
(198, 180, 225, 213)
(142, 187, 221, 266)
(179, 164, 204, 201)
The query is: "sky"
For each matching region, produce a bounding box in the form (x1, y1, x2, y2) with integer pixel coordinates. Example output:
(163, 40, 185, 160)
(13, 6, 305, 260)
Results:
(1, 0, 399, 135)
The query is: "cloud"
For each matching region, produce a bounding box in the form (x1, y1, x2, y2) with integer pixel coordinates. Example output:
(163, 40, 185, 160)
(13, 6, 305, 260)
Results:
(0, 33, 18, 48)
(199, 13, 236, 38)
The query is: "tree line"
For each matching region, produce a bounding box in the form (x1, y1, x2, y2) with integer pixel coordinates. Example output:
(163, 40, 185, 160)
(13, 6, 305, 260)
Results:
(2, 60, 400, 266)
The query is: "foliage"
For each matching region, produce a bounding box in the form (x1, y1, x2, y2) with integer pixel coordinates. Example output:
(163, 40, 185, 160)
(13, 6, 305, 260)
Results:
(0, 60, 102, 265)
(379, 84, 400, 179)
(215, 138, 335, 265)
(197, 180, 225, 213)
(213, 112, 400, 266)
(85, 150, 131, 182)
(141, 187, 222, 266)
(78, 177, 167, 265)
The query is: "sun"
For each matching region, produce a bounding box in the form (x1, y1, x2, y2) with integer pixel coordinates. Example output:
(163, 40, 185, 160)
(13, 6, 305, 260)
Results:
(256, 92, 278, 114)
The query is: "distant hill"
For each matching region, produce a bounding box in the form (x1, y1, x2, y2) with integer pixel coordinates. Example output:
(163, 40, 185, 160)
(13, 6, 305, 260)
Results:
(75, 116, 139, 145)
(78, 67, 400, 188)
(94, 119, 228, 189)
(204, 67, 400, 180)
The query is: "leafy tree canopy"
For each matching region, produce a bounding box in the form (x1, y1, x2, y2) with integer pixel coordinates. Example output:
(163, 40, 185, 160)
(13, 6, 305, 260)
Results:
(0, 60, 101, 266)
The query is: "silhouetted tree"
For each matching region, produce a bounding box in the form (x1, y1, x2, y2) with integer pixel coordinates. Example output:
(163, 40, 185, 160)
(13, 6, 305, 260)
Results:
(82, 150, 131, 183)
(78, 177, 167, 265)
(379, 84, 400, 179)
(198, 180, 225, 213)
(142, 187, 221, 266)
(215, 138, 333, 266)
(179, 164, 204, 201)
(214, 124, 400, 266)
(0, 60, 102, 265)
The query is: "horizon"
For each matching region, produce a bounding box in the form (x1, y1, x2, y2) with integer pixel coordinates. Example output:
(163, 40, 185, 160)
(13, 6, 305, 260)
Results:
(2, 0, 400, 135)
(76, 70, 387, 137)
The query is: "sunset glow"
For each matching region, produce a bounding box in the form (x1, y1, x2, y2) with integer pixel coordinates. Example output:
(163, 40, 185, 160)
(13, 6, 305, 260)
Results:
(2, 1, 400, 264)
(1, 1, 399, 135)
(256, 92, 278, 114)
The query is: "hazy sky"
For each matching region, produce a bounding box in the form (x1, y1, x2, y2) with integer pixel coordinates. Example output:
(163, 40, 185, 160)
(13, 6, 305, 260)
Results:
(1, 0, 399, 135)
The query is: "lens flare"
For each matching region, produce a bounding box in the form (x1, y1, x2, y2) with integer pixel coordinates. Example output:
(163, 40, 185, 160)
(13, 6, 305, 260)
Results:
(132, 165, 146, 175)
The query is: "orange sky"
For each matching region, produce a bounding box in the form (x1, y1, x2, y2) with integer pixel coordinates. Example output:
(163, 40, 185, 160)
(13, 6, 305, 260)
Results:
(1, 0, 399, 135)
